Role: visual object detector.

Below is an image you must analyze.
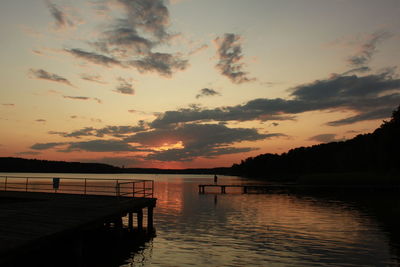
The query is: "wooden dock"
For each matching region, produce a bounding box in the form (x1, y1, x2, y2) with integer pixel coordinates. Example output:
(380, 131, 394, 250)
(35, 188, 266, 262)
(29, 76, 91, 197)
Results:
(0, 176, 156, 265)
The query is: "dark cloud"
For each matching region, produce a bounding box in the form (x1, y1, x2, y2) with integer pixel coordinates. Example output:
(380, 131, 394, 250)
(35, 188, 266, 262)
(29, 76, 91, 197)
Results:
(150, 101, 296, 128)
(114, 78, 135, 95)
(45, 0, 73, 29)
(99, 19, 154, 55)
(39, 122, 284, 161)
(60, 139, 142, 152)
(63, 95, 102, 103)
(63, 96, 90, 100)
(126, 123, 285, 161)
(2, 103, 15, 107)
(308, 134, 342, 143)
(347, 30, 392, 68)
(129, 52, 188, 77)
(196, 88, 221, 99)
(116, 0, 170, 41)
(49, 123, 146, 138)
(341, 66, 371, 75)
(80, 73, 107, 84)
(65, 48, 123, 67)
(66, 0, 187, 77)
(290, 70, 399, 101)
(35, 119, 46, 123)
(327, 108, 394, 126)
(31, 142, 66, 150)
(127, 123, 273, 146)
(214, 33, 255, 84)
(146, 146, 257, 162)
(31, 139, 144, 153)
(29, 68, 73, 86)
(151, 70, 400, 128)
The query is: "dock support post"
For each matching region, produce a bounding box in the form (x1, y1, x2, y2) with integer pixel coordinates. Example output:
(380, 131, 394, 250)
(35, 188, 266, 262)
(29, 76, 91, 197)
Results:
(221, 186, 226, 194)
(243, 186, 247, 194)
(147, 206, 154, 231)
(137, 209, 143, 231)
(128, 212, 133, 230)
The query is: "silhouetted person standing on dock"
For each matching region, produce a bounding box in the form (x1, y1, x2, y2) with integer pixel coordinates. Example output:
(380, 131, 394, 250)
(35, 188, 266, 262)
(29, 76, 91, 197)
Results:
(214, 175, 218, 184)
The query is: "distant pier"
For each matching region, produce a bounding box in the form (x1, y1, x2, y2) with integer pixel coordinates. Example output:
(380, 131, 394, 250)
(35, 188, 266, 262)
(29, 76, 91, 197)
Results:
(198, 184, 285, 194)
(198, 183, 400, 194)
(0, 176, 156, 265)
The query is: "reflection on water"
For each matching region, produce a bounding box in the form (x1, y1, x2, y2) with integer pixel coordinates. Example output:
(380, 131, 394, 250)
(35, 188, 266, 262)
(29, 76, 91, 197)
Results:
(2, 173, 399, 266)
(148, 175, 400, 267)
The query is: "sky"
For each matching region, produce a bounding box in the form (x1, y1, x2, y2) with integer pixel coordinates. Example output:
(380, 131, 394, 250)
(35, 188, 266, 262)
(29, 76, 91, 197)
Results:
(0, 0, 400, 169)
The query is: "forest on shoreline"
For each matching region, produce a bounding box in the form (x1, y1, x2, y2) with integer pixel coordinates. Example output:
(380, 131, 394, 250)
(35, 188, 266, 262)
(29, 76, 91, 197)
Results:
(230, 105, 400, 183)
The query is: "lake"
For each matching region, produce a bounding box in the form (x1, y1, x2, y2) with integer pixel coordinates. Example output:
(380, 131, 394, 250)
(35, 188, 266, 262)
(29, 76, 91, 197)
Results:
(1, 173, 399, 266)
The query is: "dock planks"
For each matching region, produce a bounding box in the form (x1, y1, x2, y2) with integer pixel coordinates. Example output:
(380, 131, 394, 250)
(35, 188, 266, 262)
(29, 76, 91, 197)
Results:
(0, 191, 156, 262)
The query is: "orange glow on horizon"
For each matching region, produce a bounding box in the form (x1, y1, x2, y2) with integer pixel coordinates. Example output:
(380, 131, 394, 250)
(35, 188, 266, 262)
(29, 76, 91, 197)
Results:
(152, 141, 185, 151)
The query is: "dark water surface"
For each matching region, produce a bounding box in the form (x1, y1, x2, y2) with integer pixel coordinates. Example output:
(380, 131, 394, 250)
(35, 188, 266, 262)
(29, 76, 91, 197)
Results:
(2, 173, 400, 266)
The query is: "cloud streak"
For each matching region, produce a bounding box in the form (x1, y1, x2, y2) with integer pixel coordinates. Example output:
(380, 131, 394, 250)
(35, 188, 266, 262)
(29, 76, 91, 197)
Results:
(129, 52, 188, 77)
(196, 88, 221, 99)
(60, 140, 143, 152)
(214, 33, 255, 84)
(308, 134, 343, 143)
(29, 68, 73, 86)
(114, 77, 135, 95)
(45, 0, 73, 29)
(65, 48, 123, 67)
(63, 96, 102, 103)
(49, 122, 147, 138)
(80, 73, 107, 84)
(347, 30, 392, 68)
(30, 142, 66, 150)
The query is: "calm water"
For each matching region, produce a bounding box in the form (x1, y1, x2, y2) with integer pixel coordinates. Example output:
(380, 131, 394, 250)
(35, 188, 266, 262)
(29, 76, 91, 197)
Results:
(2, 173, 400, 266)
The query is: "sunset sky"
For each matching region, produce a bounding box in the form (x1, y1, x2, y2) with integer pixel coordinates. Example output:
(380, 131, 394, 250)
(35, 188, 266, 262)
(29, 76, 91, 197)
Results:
(1, 0, 400, 168)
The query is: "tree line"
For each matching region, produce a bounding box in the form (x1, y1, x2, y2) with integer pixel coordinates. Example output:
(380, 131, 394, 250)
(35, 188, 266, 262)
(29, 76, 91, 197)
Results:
(230, 105, 400, 180)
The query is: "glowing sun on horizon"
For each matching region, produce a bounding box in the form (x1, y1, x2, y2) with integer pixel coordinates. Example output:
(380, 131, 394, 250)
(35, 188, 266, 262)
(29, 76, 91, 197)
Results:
(153, 141, 185, 151)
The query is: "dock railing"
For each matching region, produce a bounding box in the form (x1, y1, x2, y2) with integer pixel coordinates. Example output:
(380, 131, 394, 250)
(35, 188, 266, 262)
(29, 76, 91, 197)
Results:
(0, 176, 154, 198)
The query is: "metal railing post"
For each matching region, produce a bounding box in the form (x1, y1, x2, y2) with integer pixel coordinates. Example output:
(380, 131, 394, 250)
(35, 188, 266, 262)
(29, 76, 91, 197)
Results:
(4, 176, 7, 191)
(25, 177, 29, 192)
(132, 181, 135, 198)
(84, 178, 87, 195)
